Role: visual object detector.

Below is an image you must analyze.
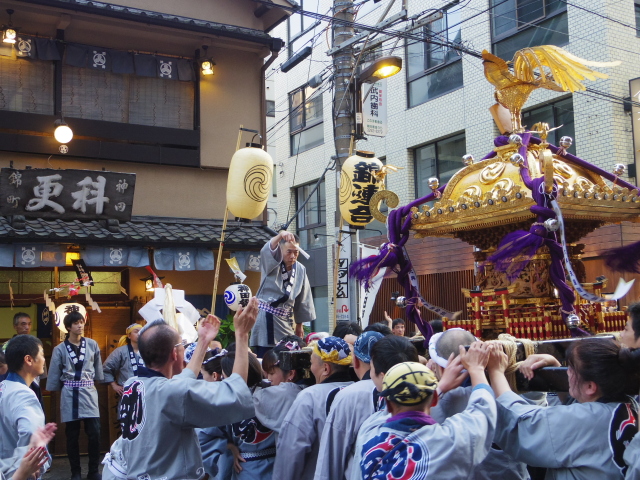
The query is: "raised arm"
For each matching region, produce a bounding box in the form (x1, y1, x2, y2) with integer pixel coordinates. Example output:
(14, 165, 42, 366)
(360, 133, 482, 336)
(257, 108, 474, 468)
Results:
(232, 297, 259, 382)
(270, 231, 296, 251)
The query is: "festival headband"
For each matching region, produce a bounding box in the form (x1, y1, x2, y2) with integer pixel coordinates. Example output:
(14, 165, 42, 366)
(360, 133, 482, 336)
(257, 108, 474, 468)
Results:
(379, 362, 438, 406)
(202, 348, 228, 365)
(427, 328, 477, 369)
(353, 331, 384, 364)
(117, 323, 143, 347)
(312, 336, 352, 366)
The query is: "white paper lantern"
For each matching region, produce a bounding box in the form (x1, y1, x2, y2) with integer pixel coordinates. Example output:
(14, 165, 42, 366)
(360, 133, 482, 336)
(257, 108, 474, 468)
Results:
(55, 303, 87, 334)
(224, 283, 252, 311)
(339, 151, 384, 228)
(226, 144, 273, 220)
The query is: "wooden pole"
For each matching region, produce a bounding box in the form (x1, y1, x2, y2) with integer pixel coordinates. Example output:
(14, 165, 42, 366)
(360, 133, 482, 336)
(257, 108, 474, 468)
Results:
(211, 126, 245, 313)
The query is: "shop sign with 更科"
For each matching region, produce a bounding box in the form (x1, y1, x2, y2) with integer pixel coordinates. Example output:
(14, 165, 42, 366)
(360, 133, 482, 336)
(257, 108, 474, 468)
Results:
(0, 168, 136, 221)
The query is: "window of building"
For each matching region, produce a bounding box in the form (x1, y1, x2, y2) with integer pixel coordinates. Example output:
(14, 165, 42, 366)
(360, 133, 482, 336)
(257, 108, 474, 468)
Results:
(287, 0, 321, 58)
(635, 0, 640, 36)
(290, 84, 324, 155)
(415, 133, 466, 199)
(491, 0, 568, 60)
(0, 56, 54, 114)
(406, 3, 463, 107)
(522, 97, 575, 154)
(266, 100, 276, 117)
(62, 67, 194, 129)
(296, 178, 326, 250)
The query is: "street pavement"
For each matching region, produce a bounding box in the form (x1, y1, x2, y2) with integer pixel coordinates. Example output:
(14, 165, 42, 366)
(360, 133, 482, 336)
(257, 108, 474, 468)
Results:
(43, 456, 104, 480)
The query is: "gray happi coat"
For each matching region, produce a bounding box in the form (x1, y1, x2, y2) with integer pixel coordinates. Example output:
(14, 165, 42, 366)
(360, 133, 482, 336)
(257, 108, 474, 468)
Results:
(46, 338, 104, 422)
(624, 429, 640, 479)
(114, 370, 254, 480)
(250, 241, 315, 347)
(348, 385, 497, 480)
(0, 375, 51, 479)
(253, 382, 304, 434)
(314, 377, 381, 480)
(430, 385, 538, 480)
(496, 391, 638, 479)
(274, 376, 353, 480)
(102, 345, 144, 386)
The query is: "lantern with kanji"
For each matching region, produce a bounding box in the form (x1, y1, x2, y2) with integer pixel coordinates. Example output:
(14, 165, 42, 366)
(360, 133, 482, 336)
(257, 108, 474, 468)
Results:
(224, 283, 252, 311)
(226, 143, 273, 220)
(55, 303, 87, 334)
(339, 151, 383, 227)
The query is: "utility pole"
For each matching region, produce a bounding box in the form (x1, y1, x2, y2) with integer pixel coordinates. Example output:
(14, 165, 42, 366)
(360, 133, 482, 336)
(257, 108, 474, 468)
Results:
(332, 0, 356, 327)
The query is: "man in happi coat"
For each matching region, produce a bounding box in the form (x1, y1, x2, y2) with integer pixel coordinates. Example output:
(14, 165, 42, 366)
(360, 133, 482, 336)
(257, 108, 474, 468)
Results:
(250, 231, 315, 357)
(101, 299, 259, 480)
(46, 311, 104, 480)
(0, 335, 52, 480)
(102, 324, 144, 398)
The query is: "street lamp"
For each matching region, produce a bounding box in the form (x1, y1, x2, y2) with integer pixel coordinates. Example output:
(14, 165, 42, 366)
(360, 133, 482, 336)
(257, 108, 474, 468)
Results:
(354, 55, 402, 138)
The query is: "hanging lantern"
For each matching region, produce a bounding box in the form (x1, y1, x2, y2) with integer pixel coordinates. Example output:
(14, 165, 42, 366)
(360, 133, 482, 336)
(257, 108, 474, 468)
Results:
(339, 150, 384, 228)
(224, 283, 252, 311)
(55, 303, 87, 334)
(226, 143, 273, 220)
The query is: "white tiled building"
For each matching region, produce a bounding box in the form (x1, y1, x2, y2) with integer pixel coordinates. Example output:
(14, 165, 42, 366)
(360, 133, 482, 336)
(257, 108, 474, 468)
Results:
(268, 0, 640, 332)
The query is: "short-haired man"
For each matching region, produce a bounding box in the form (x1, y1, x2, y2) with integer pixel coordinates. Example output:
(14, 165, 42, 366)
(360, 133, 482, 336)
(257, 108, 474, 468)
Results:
(46, 312, 103, 480)
(2, 313, 47, 407)
(275, 337, 354, 480)
(315, 331, 385, 480)
(0, 335, 52, 479)
(251, 231, 316, 357)
(391, 318, 405, 337)
(350, 343, 497, 479)
(102, 298, 259, 480)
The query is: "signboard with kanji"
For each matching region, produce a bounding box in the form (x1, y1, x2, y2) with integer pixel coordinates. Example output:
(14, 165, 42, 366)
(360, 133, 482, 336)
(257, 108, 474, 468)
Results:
(362, 79, 387, 137)
(0, 168, 136, 221)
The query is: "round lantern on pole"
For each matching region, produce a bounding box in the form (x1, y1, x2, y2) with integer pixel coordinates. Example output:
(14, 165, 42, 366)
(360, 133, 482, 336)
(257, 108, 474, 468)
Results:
(226, 143, 273, 220)
(55, 303, 87, 334)
(224, 283, 252, 311)
(339, 150, 384, 228)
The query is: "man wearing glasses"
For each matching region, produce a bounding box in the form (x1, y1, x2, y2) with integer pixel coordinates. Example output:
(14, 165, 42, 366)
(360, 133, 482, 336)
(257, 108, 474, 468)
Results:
(103, 298, 260, 480)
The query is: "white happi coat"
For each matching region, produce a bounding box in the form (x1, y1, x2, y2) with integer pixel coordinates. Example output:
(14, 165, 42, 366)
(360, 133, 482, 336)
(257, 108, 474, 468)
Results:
(314, 377, 382, 480)
(250, 242, 315, 347)
(0, 375, 50, 479)
(46, 338, 104, 422)
(349, 385, 497, 480)
(496, 391, 638, 479)
(102, 345, 144, 386)
(114, 369, 254, 480)
(273, 374, 353, 480)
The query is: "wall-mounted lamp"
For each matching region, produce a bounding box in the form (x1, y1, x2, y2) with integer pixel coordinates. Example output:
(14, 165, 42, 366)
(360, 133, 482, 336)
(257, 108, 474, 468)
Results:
(141, 275, 164, 292)
(2, 9, 18, 44)
(54, 118, 73, 144)
(200, 45, 215, 76)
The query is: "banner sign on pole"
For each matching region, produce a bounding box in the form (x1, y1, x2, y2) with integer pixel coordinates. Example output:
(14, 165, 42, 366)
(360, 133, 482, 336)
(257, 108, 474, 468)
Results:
(362, 79, 387, 137)
(359, 245, 386, 325)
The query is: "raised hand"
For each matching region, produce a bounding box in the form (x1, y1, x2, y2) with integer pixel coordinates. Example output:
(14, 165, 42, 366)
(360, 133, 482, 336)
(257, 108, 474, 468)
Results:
(518, 353, 561, 380)
(234, 297, 259, 337)
(280, 231, 297, 244)
(486, 342, 509, 374)
(458, 341, 490, 372)
(13, 447, 48, 480)
(29, 423, 57, 448)
(437, 354, 469, 394)
(199, 314, 221, 345)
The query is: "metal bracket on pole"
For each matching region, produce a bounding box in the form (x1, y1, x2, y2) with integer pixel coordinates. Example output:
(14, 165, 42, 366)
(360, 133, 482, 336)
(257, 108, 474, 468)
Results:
(356, 10, 443, 52)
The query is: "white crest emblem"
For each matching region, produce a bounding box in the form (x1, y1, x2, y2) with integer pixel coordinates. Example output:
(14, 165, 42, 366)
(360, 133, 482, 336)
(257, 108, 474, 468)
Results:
(109, 247, 123, 264)
(59, 145, 69, 154)
(114, 202, 126, 212)
(21, 247, 36, 265)
(178, 252, 191, 269)
(159, 61, 172, 78)
(248, 255, 260, 270)
(42, 307, 50, 326)
(93, 51, 106, 69)
(17, 39, 32, 56)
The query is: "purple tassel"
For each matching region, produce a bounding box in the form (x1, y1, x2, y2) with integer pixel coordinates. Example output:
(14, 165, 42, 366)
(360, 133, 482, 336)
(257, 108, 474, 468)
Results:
(601, 240, 640, 274)
(350, 243, 400, 291)
(488, 230, 545, 282)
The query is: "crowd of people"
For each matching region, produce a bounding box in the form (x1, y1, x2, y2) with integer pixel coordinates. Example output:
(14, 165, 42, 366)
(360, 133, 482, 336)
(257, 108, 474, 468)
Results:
(2, 233, 640, 480)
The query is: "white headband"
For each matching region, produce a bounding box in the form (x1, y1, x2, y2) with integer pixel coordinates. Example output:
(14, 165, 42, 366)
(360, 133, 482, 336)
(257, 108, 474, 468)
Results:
(428, 328, 477, 369)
